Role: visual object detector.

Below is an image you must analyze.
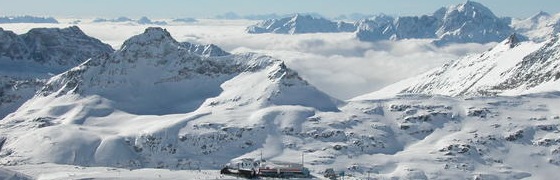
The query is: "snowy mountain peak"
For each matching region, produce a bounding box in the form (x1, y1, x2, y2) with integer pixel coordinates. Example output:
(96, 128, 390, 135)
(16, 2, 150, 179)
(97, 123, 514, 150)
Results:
(504, 33, 523, 48)
(1, 26, 113, 68)
(0, 26, 112, 119)
(24, 26, 86, 39)
(356, 1, 512, 45)
(121, 27, 177, 48)
(433, 1, 494, 18)
(117, 27, 183, 62)
(529, 11, 551, 22)
(435, 1, 512, 45)
(267, 62, 307, 85)
(457, 1, 494, 15)
(512, 11, 559, 42)
(290, 13, 315, 22)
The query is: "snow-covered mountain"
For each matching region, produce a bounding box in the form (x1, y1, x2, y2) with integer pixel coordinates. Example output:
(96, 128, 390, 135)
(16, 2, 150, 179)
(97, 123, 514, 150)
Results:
(0, 26, 114, 119)
(19, 26, 114, 68)
(0, 27, 340, 168)
(355, 33, 560, 100)
(356, 1, 513, 45)
(246, 14, 356, 34)
(354, 14, 397, 41)
(512, 11, 560, 42)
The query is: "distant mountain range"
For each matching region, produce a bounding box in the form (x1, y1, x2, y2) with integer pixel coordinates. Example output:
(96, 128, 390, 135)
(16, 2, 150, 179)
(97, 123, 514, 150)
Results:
(246, 14, 356, 34)
(246, 1, 560, 45)
(0, 16, 58, 24)
(92, 16, 167, 25)
(356, 1, 514, 45)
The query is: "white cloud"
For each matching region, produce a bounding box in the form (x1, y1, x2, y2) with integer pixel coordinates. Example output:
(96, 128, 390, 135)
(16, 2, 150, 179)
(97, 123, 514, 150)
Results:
(195, 30, 493, 100)
(1, 19, 494, 100)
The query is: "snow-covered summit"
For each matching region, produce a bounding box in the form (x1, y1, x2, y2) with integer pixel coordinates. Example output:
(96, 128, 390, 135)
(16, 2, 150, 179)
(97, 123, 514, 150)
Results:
(355, 1, 513, 45)
(513, 11, 560, 42)
(0, 26, 113, 119)
(529, 11, 551, 24)
(354, 32, 560, 100)
(354, 14, 397, 41)
(20, 26, 114, 68)
(246, 14, 356, 34)
(0, 26, 113, 69)
(433, 1, 513, 45)
(120, 27, 230, 57)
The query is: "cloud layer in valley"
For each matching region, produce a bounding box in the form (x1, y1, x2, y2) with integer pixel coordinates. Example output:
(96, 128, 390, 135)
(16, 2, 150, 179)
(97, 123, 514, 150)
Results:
(2, 19, 494, 100)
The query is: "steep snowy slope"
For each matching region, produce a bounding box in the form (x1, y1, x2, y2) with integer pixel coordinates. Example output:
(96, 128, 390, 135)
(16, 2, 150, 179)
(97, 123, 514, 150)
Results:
(0, 27, 339, 168)
(355, 33, 560, 100)
(355, 1, 513, 45)
(246, 14, 356, 34)
(0, 26, 114, 119)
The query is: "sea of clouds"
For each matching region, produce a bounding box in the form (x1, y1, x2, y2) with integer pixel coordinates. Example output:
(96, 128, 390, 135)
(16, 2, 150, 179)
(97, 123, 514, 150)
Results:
(2, 18, 494, 100)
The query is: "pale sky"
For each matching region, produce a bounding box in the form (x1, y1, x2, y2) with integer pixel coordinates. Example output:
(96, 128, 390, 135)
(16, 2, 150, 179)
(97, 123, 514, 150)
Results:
(0, 0, 558, 19)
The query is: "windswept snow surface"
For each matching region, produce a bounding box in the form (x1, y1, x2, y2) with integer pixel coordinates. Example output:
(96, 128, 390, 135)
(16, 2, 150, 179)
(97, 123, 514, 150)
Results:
(3, 91, 560, 179)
